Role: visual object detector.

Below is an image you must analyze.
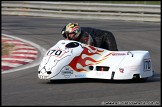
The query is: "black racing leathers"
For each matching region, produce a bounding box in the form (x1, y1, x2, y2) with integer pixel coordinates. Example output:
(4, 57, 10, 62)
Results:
(62, 27, 118, 51)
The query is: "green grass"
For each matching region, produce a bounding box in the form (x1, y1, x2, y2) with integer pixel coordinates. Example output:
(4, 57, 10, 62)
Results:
(2, 43, 15, 56)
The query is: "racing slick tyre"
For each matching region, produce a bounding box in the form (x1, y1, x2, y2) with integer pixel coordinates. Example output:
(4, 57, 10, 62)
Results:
(132, 74, 148, 82)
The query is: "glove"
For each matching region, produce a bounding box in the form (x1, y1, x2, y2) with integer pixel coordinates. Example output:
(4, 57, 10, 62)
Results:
(61, 26, 67, 38)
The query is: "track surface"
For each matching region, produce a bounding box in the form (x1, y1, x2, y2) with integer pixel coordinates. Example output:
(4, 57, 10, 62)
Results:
(2, 15, 161, 106)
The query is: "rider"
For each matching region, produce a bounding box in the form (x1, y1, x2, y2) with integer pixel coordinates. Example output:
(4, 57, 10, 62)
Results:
(61, 23, 118, 51)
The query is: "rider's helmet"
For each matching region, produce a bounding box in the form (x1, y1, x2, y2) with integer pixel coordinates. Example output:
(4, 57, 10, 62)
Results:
(62, 23, 81, 40)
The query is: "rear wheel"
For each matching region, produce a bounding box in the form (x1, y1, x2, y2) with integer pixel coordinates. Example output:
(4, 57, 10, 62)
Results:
(132, 74, 148, 82)
(132, 74, 140, 80)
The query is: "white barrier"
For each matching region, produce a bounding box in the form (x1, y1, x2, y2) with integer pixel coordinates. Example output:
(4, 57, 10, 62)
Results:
(2, 1, 161, 22)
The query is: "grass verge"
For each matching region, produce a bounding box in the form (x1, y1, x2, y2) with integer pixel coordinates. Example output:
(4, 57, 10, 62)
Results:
(2, 43, 15, 56)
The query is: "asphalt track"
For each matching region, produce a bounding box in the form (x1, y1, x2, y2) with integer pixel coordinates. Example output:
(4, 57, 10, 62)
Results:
(2, 15, 161, 106)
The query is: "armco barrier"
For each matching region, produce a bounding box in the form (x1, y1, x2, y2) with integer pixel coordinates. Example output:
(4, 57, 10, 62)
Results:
(2, 1, 161, 22)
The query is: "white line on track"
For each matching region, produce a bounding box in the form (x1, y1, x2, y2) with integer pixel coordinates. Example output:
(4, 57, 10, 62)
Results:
(2, 58, 34, 62)
(11, 54, 37, 57)
(11, 50, 38, 53)
(14, 46, 36, 49)
(2, 62, 23, 67)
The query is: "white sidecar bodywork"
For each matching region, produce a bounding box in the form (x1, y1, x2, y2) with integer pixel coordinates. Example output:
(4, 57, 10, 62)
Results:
(38, 40, 153, 80)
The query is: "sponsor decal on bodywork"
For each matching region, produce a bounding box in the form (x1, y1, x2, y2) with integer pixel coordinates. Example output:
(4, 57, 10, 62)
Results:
(112, 53, 126, 56)
(61, 65, 73, 78)
(119, 68, 124, 73)
(75, 74, 86, 78)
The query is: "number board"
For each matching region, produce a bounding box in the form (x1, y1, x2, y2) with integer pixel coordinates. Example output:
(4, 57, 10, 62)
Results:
(46, 49, 65, 58)
(144, 59, 151, 71)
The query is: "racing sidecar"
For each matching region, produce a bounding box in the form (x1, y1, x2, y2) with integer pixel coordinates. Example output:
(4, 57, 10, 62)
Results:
(38, 40, 153, 81)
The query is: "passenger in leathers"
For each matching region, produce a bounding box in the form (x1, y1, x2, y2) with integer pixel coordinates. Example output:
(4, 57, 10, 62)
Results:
(61, 23, 118, 51)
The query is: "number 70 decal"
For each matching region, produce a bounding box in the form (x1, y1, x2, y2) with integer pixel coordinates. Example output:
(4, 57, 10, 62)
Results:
(144, 59, 151, 71)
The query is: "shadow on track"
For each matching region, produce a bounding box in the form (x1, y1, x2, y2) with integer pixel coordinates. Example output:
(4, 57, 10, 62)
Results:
(38, 72, 160, 84)
(45, 75, 160, 84)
